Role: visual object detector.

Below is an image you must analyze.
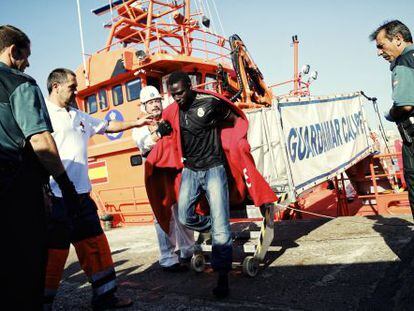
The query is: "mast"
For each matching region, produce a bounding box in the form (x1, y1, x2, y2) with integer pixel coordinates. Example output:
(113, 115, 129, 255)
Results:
(184, 0, 191, 55)
(144, 0, 154, 54)
(292, 35, 299, 95)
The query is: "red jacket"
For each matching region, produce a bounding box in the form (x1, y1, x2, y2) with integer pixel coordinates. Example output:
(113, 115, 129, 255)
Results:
(145, 89, 277, 233)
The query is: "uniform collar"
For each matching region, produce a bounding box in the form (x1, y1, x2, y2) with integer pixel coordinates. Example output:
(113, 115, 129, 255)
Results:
(402, 44, 414, 55)
(0, 61, 36, 82)
(390, 43, 414, 70)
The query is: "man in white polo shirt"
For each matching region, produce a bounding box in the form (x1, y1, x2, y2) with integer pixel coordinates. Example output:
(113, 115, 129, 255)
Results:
(132, 85, 194, 272)
(43, 68, 154, 310)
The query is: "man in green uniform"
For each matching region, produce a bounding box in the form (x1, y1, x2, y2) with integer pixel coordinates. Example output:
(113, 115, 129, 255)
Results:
(0, 25, 79, 309)
(370, 20, 414, 216)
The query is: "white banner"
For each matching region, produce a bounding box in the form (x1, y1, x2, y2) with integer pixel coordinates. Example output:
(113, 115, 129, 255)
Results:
(279, 93, 372, 195)
(245, 108, 289, 193)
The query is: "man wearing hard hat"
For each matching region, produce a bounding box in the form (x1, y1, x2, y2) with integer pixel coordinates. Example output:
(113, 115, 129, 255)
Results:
(132, 85, 194, 271)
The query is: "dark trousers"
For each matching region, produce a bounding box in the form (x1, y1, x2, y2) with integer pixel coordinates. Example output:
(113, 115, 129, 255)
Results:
(402, 143, 414, 217)
(0, 165, 47, 310)
(45, 194, 116, 305)
(47, 194, 105, 247)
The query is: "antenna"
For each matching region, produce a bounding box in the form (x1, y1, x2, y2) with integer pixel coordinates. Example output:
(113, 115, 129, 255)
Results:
(292, 35, 299, 95)
(76, 0, 90, 87)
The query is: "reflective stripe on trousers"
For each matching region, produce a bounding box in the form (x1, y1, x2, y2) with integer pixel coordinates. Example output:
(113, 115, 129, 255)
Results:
(44, 234, 116, 304)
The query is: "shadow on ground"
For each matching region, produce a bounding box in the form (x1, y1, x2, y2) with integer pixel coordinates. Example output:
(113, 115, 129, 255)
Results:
(54, 216, 414, 311)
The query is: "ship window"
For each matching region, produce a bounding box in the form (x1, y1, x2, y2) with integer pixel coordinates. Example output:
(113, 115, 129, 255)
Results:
(98, 89, 108, 110)
(188, 72, 201, 86)
(205, 74, 217, 91)
(112, 85, 124, 106)
(130, 154, 142, 166)
(126, 78, 142, 101)
(86, 94, 97, 114)
(147, 76, 161, 92)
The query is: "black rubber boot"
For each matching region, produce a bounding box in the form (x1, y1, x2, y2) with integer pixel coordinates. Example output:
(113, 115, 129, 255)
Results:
(212, 272, 229, 299)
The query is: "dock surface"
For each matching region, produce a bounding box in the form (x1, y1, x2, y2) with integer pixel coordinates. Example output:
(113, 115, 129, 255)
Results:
(53, 215, 414, 310)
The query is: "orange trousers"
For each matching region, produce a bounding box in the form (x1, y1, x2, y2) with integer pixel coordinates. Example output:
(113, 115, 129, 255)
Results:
(44, 194, 116, 307)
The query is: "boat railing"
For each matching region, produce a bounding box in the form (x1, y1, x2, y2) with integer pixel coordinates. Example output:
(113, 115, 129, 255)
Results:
(269, 78, 312, 99)
(94, 185, 154, 226)
(97, 22, 232, 66)
(357, 152, 408, 214)
(193, 80, 217, 90)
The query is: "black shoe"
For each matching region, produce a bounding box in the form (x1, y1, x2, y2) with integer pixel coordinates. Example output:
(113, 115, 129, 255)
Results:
(92, 294, 133, 310)
(162, 263, 188, 273)
(212, 273, 229, 299)
(212, 284, 229, 299)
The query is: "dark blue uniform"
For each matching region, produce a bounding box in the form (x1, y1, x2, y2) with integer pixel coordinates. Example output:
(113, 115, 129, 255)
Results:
(391, 45, 414, 215)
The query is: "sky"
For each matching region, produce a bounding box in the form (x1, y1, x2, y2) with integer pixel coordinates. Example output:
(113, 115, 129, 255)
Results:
(2, 0, 414, 131)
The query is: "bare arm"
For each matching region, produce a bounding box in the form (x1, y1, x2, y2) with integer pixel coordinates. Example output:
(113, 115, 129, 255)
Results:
(389, 105, 414, 122)
(106, 115, 155, 133)
(29, 131, 65, 178)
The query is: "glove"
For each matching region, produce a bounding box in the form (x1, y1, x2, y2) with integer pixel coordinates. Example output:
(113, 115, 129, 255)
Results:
(55, 172, 82, 217)
(156, 120, 172, 137)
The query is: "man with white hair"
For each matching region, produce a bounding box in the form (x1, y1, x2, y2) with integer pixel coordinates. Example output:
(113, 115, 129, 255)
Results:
(132, 85, 194, 272)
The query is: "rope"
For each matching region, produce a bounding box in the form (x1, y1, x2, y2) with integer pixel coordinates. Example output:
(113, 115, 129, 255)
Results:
(193, 0, 202, 25)
(278, 204, 414, 227)
(109, 0, 114, 25)
(211, 0, 225, 37)
(204, 0, 217, 35)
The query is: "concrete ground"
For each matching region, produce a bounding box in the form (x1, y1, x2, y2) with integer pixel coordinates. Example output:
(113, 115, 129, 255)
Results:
(53, 215, 414, 310)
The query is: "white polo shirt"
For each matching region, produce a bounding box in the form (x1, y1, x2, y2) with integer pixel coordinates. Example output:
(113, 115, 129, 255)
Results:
(46, 99, 108, 197)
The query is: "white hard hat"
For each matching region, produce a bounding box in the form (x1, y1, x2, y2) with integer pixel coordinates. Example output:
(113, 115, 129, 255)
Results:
(140, 85, 162, 104)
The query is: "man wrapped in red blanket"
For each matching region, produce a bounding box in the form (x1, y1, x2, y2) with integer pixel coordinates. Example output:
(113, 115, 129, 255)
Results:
(145, 71, 277, 298)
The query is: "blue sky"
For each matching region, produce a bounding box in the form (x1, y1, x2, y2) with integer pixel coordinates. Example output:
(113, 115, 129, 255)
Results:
(2, 0, 414, 130)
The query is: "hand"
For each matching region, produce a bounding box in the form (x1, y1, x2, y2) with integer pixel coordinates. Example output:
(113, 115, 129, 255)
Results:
(55, 172, 82, 217)
(136, 114, 157, 127)
(156, 120, 172, 137)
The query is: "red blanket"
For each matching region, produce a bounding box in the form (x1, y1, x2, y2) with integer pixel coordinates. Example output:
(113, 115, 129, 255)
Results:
(145, 89, 277, 233)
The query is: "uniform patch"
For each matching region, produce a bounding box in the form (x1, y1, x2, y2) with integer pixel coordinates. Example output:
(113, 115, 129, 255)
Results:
(393, 80, 399, 87)
(197, 107, 205, 117)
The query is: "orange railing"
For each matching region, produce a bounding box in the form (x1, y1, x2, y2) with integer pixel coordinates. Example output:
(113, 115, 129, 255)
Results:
(93, 185, 154, 226)
(98, 22, 232, 66)
(357, 152, 408, 214)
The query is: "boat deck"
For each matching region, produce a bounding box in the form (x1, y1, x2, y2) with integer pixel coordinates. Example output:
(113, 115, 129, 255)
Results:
(54, 215, 414, 310)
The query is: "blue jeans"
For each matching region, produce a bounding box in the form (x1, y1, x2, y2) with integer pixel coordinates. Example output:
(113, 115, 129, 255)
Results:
(178, 165, 232, 272)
